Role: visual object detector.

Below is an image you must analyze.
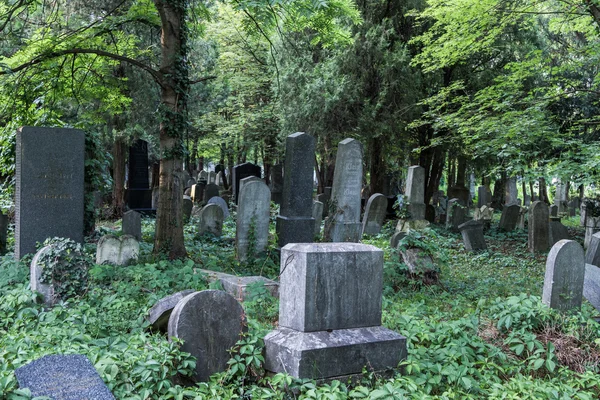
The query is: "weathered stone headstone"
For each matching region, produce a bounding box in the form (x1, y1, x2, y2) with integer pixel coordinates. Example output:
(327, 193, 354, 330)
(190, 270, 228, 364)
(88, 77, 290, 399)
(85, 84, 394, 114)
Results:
(182, 195, 193, 223)
(568, 199, 577, 217)
(517, 206, 527, 230)
(126, 139, 153, 211)
(203, 183, 220, 203)
(448, 185, 470, 207)
(198, 170, 208, 182)
(477, 186, 489, 208)
(498, 204, 520, 231)
(208, 171, 216, 184)
(505, 177, 518, 205)
(197, 204, 224, 237)
(583, 263, 600, 312)
(542, 240, 585, 311)
(264, 243, 406, 379)
(550, 204, 558, 217)
(207, 196, 230, 219)
(313, 200, 324, 237)
(528, 201, 550, 253)
(270, 164, 284, 205)
(216, 171, 225, 187)
(445, 198, 465, 231)
(324, 139, 363, 242)
(549, 217, 570, 246)
(232, 162, 261, 204)
(236, 180, 270, 261)
(401, 247, 439, 281)
(317, 192, 330, 218)
(390, 232, 406, 248)
(276, 133, 316, 247)
(30, 245, 56, 306)
(458, 220, 487, 252)
(148, 289, 195, 332)
(182, 171, 192, 186)
(238, 176, 262, 201)
(586, 232, 600, 268)
(168, 290, 247, 382)
(96, 235, 139, 266)
(122, 210, 142, 241)
(524, 195, 531, 206)
(219, 275, 279, 301)
(0, 210, 7, 255)
(581, 201, 588, 226)
(15, 354, 115, 400)
(362, 193, 387, 235)
(405, 166, 426, 220)
(15, 127, 85, 259)
(585, 216, 600, 249)
(191, 182, 206, 203)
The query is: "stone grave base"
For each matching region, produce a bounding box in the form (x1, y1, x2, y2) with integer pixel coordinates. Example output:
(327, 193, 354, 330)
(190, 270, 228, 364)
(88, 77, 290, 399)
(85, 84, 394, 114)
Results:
(327, 222, 362, 242)
(220, 275, 279, 301)
(407, 203, 426, 221)
(276, 216, 315, 246)
(264, 326, 407, 379)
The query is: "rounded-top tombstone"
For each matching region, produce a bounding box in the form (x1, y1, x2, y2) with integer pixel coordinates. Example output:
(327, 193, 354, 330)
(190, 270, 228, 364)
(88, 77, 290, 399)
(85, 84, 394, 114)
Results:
(362, 193, 387, 235)
(168, 290, 247, 382)
(542, 239, 585, 311)
(198, 204, 224, 237)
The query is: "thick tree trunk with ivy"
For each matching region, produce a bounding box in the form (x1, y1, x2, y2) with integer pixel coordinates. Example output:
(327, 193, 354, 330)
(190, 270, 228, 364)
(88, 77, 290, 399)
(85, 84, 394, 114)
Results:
(153, 0, 187, 258)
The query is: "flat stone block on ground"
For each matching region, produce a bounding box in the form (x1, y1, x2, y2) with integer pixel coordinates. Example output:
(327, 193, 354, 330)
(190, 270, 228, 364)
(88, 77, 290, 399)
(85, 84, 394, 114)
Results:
(264, 326, 407, 380)
(219, 275, 279, 301)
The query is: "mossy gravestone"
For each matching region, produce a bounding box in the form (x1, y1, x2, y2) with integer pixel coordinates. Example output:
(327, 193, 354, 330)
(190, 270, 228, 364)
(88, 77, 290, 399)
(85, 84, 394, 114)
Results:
(96, 235, 139, 266)
(542, 240, 585, 311)
(236, 180, 270, 261)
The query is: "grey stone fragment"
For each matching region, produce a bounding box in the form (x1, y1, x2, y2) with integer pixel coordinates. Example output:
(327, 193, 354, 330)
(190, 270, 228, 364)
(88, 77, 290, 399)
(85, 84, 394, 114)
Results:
(549, 218, 570, 246)
(542, 240, 585, 311)
(219, 275, 279, 301)
(390, 232, 406, 248)
(15, 127, 85, 259)
(197, 204, 224, 237)
(445, 198, 465, 231)
(232, 163, 261, 204)
(586, 232, 600, 267)
(279, 243, 383, 332)
(498, 204, 520, 231)
(203, 183, 220, 203)
(263, 326, 406, 380)
(207, 196, 230, 218)
(182, 196, 193, 223)
(30, 245, 55, 306)
(236, 180, 271, 261)
(583, 263, 600, 312)
(528, 201, 550, 253)
(313, 201, 324, 237)
(405, 166, 426, 220)
(96, 235, 139, 266)
(458, 220, 487, 252)
(401, 248, 437, 275)
(122, 210, 142, 241)
(362, 194, 387, 235)
(148, 290, 195, 332)
(168, 290, 247, 382)
(15, 354, 114, 400)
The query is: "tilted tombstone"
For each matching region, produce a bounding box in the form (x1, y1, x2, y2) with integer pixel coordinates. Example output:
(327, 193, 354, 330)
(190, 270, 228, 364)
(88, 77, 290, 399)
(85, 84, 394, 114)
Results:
(197, 204, 224, 237)
(583, 263, 600, 312)
(362, 193, 388, 235)
(238, 176, 262, 202)
(203, 183, 220, 203)
(207, 196, 230, 219)
(445, 198, 465, 231)
(96, 235, 139, 266)
(15, 127, 85, 259)
(505, 177, 518, 205)
(498, 204, 520, 231)
(264, 243, 406, 379)
(0, 210, 7, 255)
(236, 180, 271, 261)
(405, 166, 426, 220)
(528, 201, 550, 253)
(15, 354, 115, 400)
(122, 210, 142, 241)
(148, 289, 195, 332)
(270, 164, 284, 205)
(542, 240, 585, 311)
(549, 217, 570, 246)
(232, 162, 261, 204)
(313, 200, 324, 238)
(168, 290, 247, 382)
(458, 220, 487, 252)
(586, 231, 600, 267)
(276, 133, 316, 247)
(324, 139, 363, 242)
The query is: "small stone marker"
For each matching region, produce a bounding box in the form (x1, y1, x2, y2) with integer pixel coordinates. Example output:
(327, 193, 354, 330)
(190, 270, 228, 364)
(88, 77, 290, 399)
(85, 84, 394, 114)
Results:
(324, 138, 363, 242)
(219, 275, 279, 301)
(182, 195, 193, 223)
(498, 204, 520, 231)
(208, 171, 216, 184)
(236, 180, 271, 261)
(312, 200, 324, 237)
(232, 162, 261, 204)
(528, 201, 550, 253)
(542, 240, 585, 311)
(198, 170, 208, 182)
(148, 289, 195, 332)
(549, 217, 570, 246)
(401, 248, 438, 279)
(550, 204, 558, 217)
(477, 186, 490, 207)
(458, 220, 487, 252)
(583, 263, 600, 312)
(168, 290, 247, 382)
(122, 210, 142, 241)
(197, 204, 224, 237)
(96, 235, 139, 266)
(0, 210, 7, 255)
(445, 198, 465, 231)
(517, 206, 527, 230)
(203, 183, 220, 203)
(390, 232, 406, 248)
(362, 193, 387, 235)
(276, 132, 316, 247)
(207, 196, 230, 218)
(405, 166, 426, 220)
(15, 354, 114, 400)
(264, 243, 406, 379)
(585, 232, 600, 267)
(31, 245, 56, 306)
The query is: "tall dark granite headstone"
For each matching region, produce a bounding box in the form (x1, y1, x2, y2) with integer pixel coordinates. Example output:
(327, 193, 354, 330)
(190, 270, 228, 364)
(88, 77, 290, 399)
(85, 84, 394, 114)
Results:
(15, 127, 85, 259)
(122, 210, 142, 241)
(126, 140, 153, 211)
(0, 210, 7, 255)
(528, 201, 550, 253)
(270, 163, 284, 205)
(276, 133, 316, 247)
(232, 162, 261, 204)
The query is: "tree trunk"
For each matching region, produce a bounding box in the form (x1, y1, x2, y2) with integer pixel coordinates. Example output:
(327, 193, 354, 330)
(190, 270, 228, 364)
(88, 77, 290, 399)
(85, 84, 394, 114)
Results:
(456, 156, 467, 187)
(153, 0, 187, 259)
(539, 177, 549, 204)
(369, 137, 385, 194)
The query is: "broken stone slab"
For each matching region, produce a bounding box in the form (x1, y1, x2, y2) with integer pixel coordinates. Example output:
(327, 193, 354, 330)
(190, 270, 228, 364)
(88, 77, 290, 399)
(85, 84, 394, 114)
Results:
(147, 289, 195, 332)
(219, 275, 279, 301)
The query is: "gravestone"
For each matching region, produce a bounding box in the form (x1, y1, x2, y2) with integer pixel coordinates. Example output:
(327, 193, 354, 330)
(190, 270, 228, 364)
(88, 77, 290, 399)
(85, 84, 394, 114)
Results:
(208, 171, 216, 184)
(498, 204, 520, 231)
(207, 196, 230, 219)
(425, 204, 436, 223)
(583, 263, 600, 312)
(168, 290, 247, 382)
(568, 200, 577, 217)
(15, 127, 85, 259)
(550, 204, 558, 217)
(549, 217, 570, 246)
(219, 275, 279, 301)
(15, 354, 114, 400)
(313, 200, 324, 238)
(477, 186, 488, 208)
(96, 235, 139, 266)
(517, 206, 527, 230)
(126, 139, 153, 211)
(182, 195, 193, 223)
(317, 192, 330, 218)
(542, 240, 585, 311)
(270, 164, 284, 205)
(0, 210, 7, 255)
(216, 171, 225, 187)
(505, 177, 518, 205)
(122, 210, 142, 241)
(192, 182, 206, 203)
(586, 231, 600, 267)
(390, 232, 406, 248)
(30, 245, 56, 306)
(148, 289, 195, 332)
(264, 243, 406, 379)
(458, 220, 487, 252)
(186, 178, 196, 188)
(438, 197, 448, 223)
(203, 183, 220, 203)
(197, 204, 224, 237)
(276, 132, 316, 247)
(585, 216, 600, 249)
(236, 180, 270, 261)
(182, 171, 191, 186)
(401, 248, 438, 279)
(232, 162, 261, 204)
(405, 166, 426, 220)
(238, 176, 262, 201)
(445, 198, 465, 231)
(362, 193, 387, 235)
(528, 201, 550, 253)
(198, 170, 208, 182)
(324, 139, 363, 242)
(555, 181, 568, 214)
(447, 185, 470, 206)
(524, 195, 531, 206)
